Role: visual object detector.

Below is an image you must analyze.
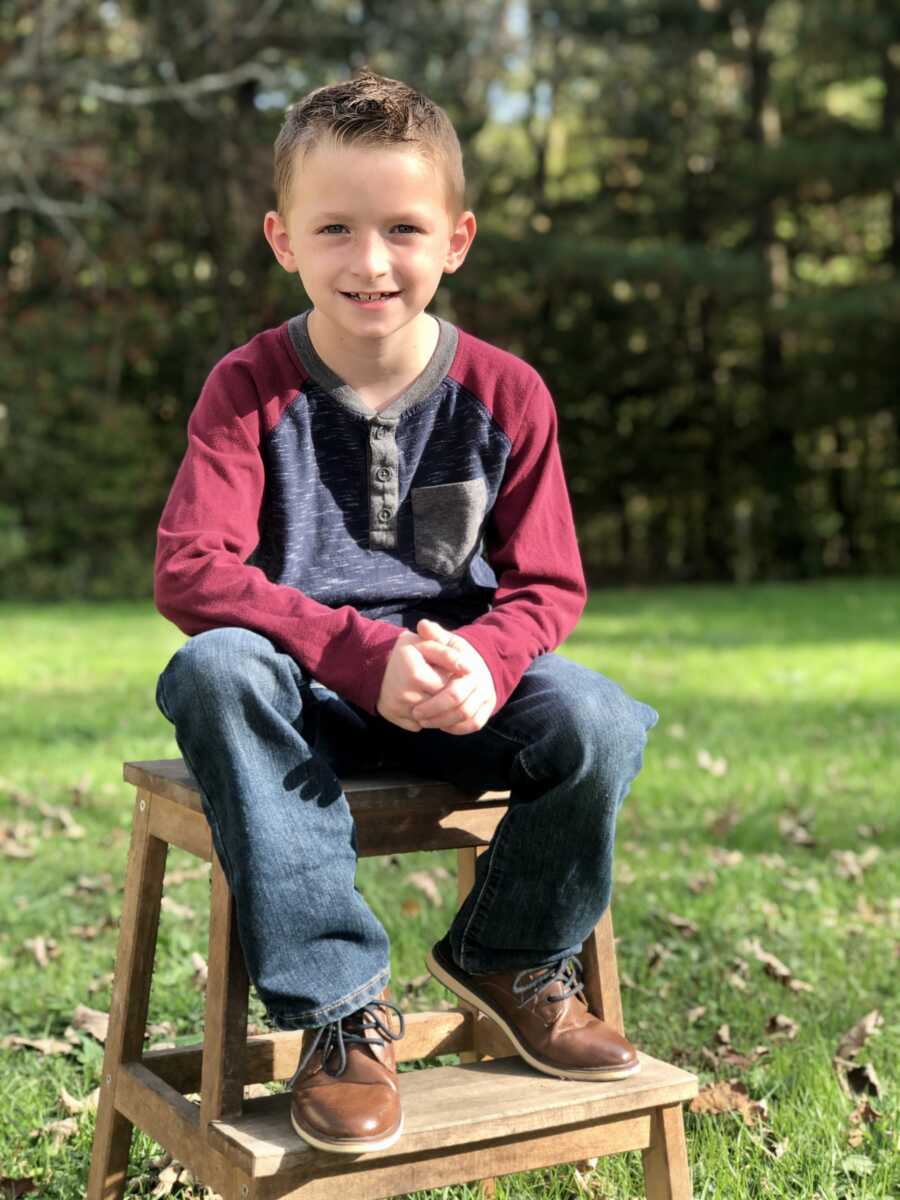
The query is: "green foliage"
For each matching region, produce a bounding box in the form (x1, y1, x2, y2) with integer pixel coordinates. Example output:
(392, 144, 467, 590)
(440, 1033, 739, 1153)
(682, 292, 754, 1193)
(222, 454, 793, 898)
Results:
(3, 1, 900, 594)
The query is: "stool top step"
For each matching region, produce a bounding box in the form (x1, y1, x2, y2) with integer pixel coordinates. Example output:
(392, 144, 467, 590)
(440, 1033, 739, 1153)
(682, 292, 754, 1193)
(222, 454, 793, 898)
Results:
(124, 758, 510, 814)
(208, 1052, 699, 1178)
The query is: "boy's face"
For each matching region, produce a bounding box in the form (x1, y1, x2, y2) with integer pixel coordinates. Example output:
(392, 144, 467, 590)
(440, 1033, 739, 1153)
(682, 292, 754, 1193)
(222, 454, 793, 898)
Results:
(264, 139, 476, 337)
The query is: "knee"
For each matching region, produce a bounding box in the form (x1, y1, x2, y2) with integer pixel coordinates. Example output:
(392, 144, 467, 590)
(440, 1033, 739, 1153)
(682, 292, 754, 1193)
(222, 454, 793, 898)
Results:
(555, 677, 659, 788)
(158, 626, 290, 717)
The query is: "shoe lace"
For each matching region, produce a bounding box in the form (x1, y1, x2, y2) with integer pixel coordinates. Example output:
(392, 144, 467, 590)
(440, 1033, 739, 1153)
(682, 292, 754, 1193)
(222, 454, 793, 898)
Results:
(287, 997, 406, 1086)
(511, 955, 586, 1009)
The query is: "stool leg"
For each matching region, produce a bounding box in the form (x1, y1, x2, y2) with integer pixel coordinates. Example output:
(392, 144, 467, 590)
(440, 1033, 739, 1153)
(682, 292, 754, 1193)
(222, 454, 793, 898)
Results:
(642, 1102, 693, 1199)
(456, 846, 497, 1200)
(580, 906, 625, 1035)
(200, 848, 250, 1128)
(87, 788, 168, 1200)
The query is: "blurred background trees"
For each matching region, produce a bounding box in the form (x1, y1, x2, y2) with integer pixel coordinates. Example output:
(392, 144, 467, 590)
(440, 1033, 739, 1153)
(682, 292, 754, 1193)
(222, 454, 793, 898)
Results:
(3, 0, 899, 597)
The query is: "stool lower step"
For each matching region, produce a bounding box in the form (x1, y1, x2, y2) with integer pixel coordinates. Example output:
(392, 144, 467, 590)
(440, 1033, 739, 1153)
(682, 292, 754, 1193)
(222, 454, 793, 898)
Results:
(205, 1052, 695, 1189)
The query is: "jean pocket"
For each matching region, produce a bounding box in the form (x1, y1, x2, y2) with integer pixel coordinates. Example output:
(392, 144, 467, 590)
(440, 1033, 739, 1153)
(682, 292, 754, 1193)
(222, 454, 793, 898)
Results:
(411, 477, 488, 577)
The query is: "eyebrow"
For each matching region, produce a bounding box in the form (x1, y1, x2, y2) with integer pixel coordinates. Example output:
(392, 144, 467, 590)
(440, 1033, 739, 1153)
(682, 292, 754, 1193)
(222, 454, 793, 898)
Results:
(313, 211, 431, 223)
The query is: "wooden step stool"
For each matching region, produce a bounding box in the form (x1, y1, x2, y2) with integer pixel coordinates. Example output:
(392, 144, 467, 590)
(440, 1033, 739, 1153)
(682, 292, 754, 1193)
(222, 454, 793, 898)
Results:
(87, 758, 698, 1199)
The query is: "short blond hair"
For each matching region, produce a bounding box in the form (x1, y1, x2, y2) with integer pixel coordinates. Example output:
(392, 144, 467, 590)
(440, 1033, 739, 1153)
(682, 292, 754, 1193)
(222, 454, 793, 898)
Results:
(273, 66, 466, 225)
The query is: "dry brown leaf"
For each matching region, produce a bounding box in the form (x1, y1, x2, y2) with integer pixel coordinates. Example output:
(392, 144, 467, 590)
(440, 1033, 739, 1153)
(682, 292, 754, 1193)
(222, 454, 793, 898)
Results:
(67, 1004, 110, 1043)
(160, 896, 196, 920)
(400, 897, 421, 918)
(689, 1079, 767, 1126)
(646, 942, 674, 971)
(707, 807, 741, 837)
(406, 871, 443, 907)
(81, 872, 115, 893)
(833, 1057, 882, 1099)
(58, 1084, 100, 1114)
(848, 1097, 882, 1129)
(1, 1033, 78, 1055)
(0, 821, 36, 858)
(23, 936, 61, 968)
(165, 864, 211, 886)
(687, 871, 716, 893)
(765, 1013, 799, 1040)
(30, 1116, 79, 1149)
(832, 847, 881, 881)
(742, 937, 814, 992)
(778, 814, 816, 847)
(708, 847, 743, 867)
(697, 749, 728, 776)
(191, 952, 208, 990)
(0, 1178, 39, 1198)
(686, 1005, 706, 1024)
(835, 1010, 883, 1060)
(664, 913, 699, 938)
(716, 1024, 731, 1046)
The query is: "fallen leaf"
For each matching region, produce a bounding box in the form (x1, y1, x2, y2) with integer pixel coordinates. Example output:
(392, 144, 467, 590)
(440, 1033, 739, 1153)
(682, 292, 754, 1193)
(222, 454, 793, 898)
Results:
(23, 936, 61, 968)
(689, 1079, 767, 1126)
(778, 812, 816, 847)
(664, 913, 699, 938)
(833, 1059, 882, 1100)
(30, 1116, 79, 1149)
(832, 848, 881, 881)
(58, 1084, 100, 1114)
(160, 896, 196, 920)
(708, 847, 743, 867)
(742, 937, 814, 992)
(165, 864, 211, 886)
(191, 952, 207, 990)
(0, 1177, 38, 1197)
(686, 1005, 706, 1024)
(765, 1014, 799, 1040)
(835, 1011, 883, 1060)
(697, 749, 728, 776)
(66, 1004, 109, 1043)
(707, 807, 740, 836)
(406, 871, 443, 907)
(0, 1034, 78, 1056)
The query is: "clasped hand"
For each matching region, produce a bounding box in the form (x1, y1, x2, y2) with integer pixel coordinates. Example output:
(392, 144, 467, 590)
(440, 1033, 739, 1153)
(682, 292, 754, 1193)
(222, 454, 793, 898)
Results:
(376, 618, 497, 735)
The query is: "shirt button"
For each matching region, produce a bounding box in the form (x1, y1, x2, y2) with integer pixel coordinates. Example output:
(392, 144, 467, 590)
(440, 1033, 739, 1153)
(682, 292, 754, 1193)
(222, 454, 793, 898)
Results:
(379, 507, 392, 522)
(376, 466, 392, 481)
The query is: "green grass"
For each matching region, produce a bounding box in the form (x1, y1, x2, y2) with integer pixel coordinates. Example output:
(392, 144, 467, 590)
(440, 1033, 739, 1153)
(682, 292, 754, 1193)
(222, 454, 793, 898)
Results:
(1, 580, 898, 1199)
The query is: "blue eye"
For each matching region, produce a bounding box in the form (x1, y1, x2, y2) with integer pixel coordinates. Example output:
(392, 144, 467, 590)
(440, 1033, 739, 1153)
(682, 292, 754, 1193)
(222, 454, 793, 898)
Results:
(317, 224, 420, 235)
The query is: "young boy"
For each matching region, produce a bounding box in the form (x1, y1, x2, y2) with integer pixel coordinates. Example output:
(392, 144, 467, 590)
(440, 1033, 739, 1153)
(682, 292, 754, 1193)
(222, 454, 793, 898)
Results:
(153, 67, 659, 1156)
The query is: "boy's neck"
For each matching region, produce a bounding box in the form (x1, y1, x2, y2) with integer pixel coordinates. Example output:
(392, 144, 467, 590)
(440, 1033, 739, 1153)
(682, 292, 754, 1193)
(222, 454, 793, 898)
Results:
(306, 308, 440, 397)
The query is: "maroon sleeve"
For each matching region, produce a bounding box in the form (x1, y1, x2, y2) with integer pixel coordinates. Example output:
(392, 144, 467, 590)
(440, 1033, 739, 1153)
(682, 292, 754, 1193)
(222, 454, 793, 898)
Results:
(452, 374, 588, 711)
(153, 357, 403, 714)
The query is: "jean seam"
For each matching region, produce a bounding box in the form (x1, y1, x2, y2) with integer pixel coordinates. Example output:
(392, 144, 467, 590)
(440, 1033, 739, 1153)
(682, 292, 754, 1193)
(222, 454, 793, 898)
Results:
(268, 964, 391, 1027)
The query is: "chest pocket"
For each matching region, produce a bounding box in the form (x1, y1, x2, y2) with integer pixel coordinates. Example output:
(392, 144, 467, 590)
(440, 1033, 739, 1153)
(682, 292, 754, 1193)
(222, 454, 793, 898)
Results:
(411, 478, 489, 578)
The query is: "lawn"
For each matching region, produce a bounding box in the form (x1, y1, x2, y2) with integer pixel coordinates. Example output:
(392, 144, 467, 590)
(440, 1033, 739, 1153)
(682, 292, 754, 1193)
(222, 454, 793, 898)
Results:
(1, 580, 898, 1199)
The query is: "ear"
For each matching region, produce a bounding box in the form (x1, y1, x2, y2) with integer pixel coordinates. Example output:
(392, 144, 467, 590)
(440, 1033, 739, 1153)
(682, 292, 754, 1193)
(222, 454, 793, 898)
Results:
(442, 210, 477, 275)
(263, 210, 298, 273)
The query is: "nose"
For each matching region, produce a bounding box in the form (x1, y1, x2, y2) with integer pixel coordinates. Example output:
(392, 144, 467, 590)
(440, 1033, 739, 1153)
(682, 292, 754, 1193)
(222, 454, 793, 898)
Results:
(352, 231, 390, 282)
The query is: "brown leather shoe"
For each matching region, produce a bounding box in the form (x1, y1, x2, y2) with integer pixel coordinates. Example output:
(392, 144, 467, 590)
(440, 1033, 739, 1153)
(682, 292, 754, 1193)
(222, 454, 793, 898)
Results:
(288, 987, 406, 1154)
(426, 936, 640, 1081)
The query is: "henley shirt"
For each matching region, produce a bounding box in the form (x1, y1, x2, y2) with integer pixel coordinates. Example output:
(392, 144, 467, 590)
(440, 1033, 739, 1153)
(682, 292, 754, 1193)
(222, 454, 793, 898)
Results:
(154, 307, 587, 716)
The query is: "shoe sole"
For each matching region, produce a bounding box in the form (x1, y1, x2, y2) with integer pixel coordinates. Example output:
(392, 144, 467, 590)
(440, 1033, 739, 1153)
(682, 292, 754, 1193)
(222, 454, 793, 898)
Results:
(290, 1108, 404, 1154)
(425, 942, 641, 1083)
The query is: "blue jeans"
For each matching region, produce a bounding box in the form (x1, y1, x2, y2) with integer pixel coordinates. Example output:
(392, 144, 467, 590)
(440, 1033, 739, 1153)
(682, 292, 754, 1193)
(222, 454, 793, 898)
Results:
(154, 626, 659, 1031)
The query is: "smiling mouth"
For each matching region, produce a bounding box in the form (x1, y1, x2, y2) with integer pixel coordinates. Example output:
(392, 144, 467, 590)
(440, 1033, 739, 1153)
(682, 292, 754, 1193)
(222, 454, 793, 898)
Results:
(341, 291, 401, 300)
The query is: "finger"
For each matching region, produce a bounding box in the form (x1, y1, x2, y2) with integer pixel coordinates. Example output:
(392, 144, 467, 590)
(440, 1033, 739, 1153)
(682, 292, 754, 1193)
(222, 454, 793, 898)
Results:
(416, 677, 481, 727)
(416, 618, 448, 642)
(415, 638, 466, 674)
(443, 694, 495, 736)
